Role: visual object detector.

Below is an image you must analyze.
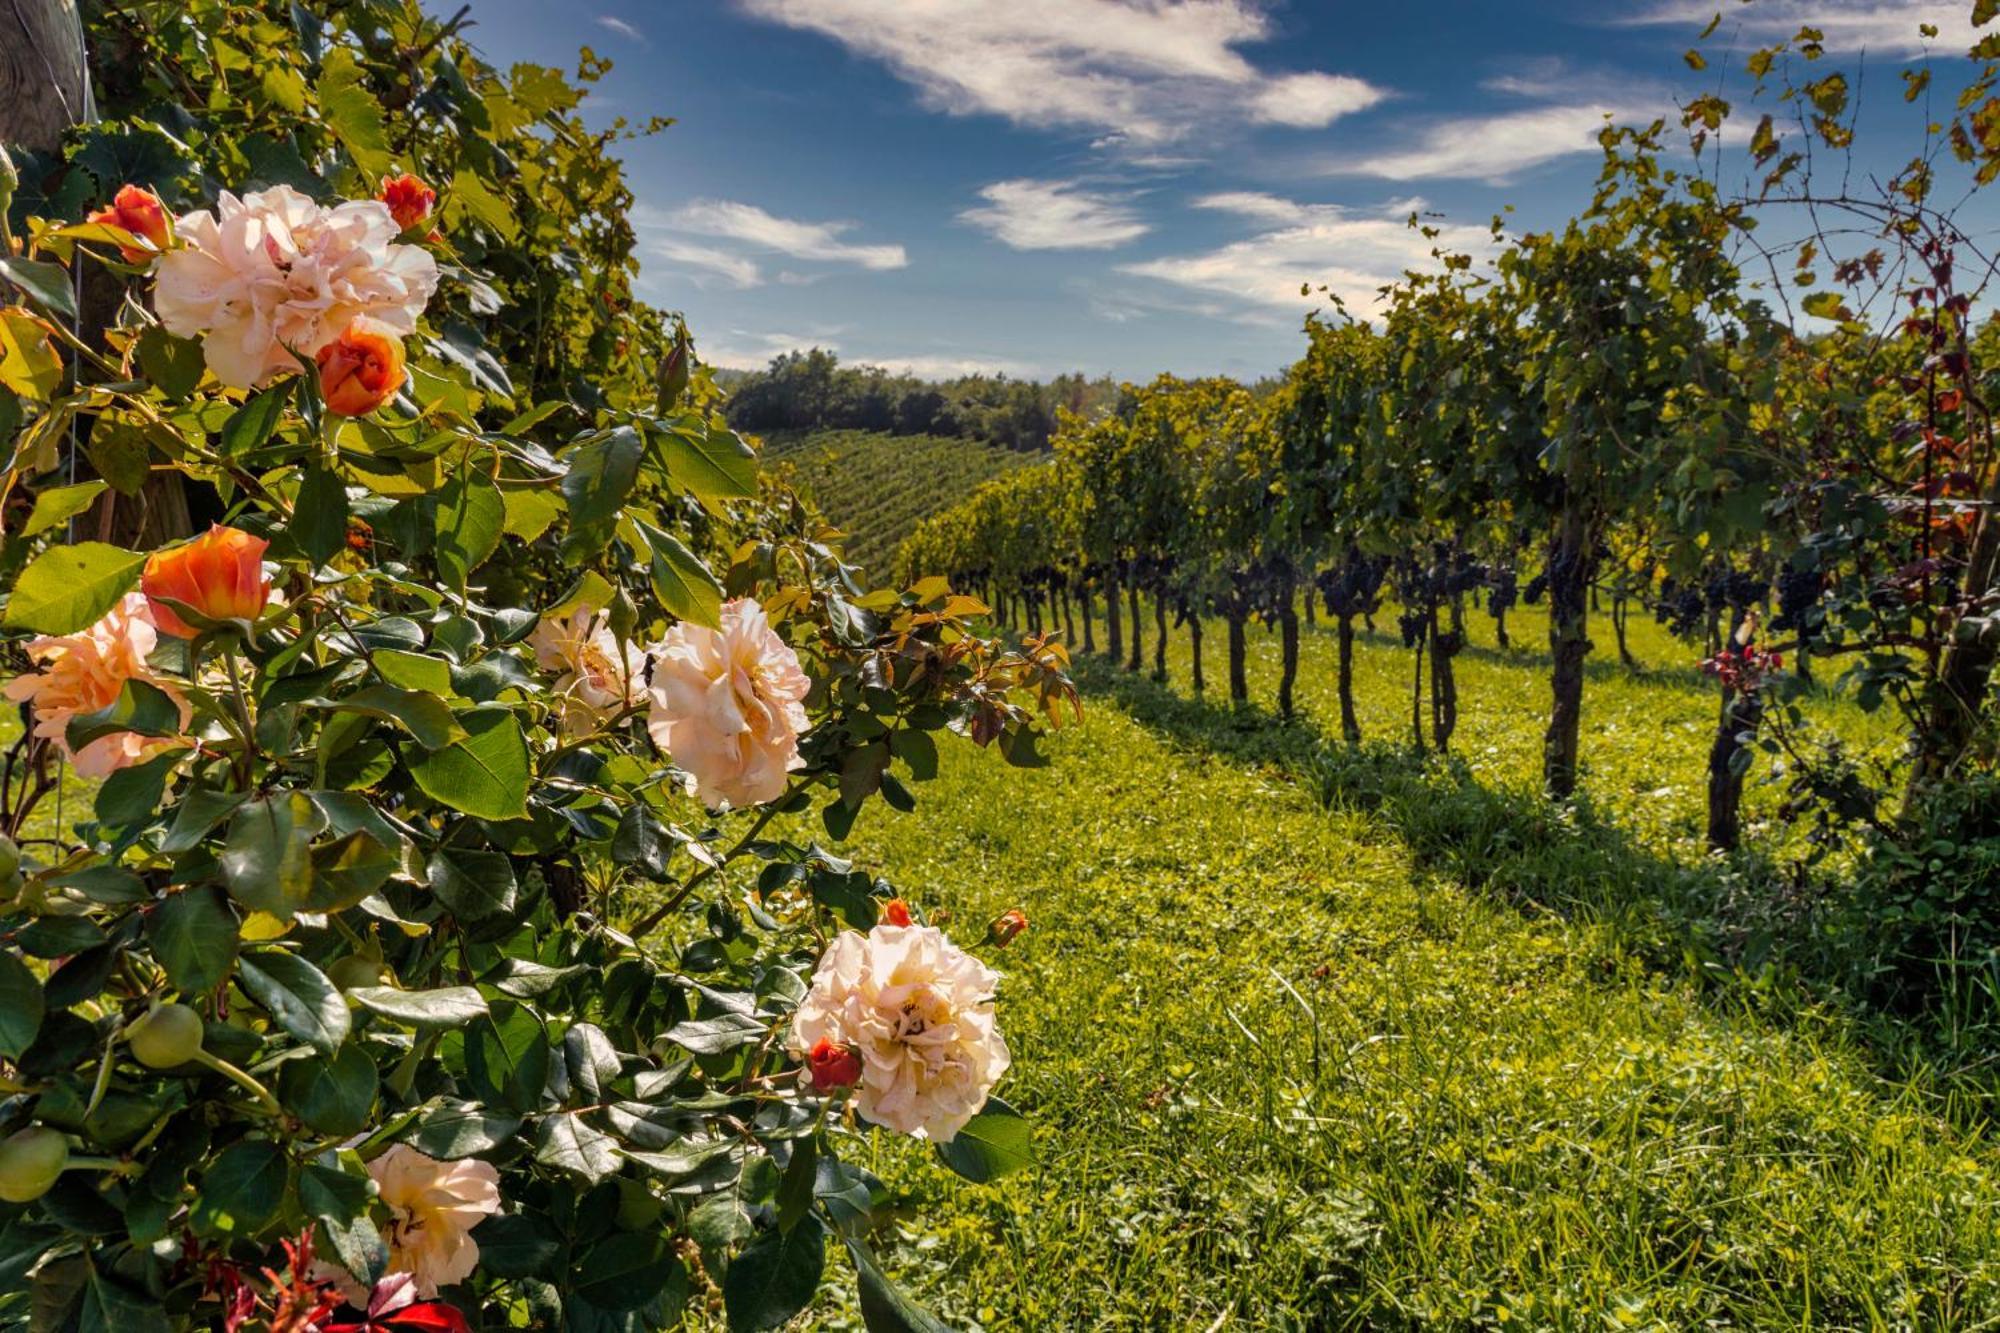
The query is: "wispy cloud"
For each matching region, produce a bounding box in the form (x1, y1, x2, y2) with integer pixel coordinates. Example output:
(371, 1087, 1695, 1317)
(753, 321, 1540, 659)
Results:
(1120, 193, 1491, 322)
(1325, 103, 1643, 183)
(651, 238, 761, 288)
(733, 0, 1385, 143)
(594, 15, 646, 44)
(959, 179, 1150, 251)
(699, 327, 1030, 378)
(669, 199, 908, 271)
(1622, 1, 1974, 56)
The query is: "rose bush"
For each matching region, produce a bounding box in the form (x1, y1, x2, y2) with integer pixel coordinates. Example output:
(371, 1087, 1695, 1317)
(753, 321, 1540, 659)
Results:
(0, 4, 1069, 1329)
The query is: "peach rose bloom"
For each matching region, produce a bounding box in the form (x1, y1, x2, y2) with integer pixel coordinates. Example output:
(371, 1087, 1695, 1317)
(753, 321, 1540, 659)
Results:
(87, 184, 170, 262)
(154, 184, 437, 388)
(790, 923, 1011, 1142)
(528, 604, 646, 735)
(142, 524, 272, 638)
(1, 593, 189, 778)
(317, 317, 406, 417)
(646, 598, 810, 809)
(367, 1145, 501, 1296)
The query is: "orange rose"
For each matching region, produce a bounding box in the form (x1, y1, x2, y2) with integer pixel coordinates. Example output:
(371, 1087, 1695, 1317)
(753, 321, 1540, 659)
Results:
(316, 318, 406, 417)
(987, 908, 1029, 948)
(142, 524, 271, 637)
(87, 184, 170, 262)
(881, 898, 913, 928)
(378, 173, 437, 234)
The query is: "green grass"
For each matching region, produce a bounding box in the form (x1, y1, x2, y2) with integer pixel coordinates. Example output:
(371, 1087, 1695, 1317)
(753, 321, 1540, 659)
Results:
(759, 431, 1036, 576)
(765, 599, 2000, 1330)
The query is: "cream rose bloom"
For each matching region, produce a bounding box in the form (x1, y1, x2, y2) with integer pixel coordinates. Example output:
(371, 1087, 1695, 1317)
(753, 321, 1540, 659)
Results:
(646, 598, 810, 809)
(527, 604, 645, 734)
(154, 184, 438, 388)
(367, 1145, 501, 1296)
(790, 923, 1011, 1142)
(2, 593, 189, 778)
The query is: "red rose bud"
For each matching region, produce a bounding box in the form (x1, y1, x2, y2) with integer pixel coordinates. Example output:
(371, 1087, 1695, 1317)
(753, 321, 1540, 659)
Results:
(988, 909, 1028, 948)
(378, 173, 437, 234)
(881, 897, 913, 927)
(317, 319, 407, 417)
(808, 1037, 862, 1091)
(87, 184, 170, 262)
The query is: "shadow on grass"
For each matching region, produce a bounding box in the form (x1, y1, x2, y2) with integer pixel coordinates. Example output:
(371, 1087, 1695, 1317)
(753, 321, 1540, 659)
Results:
(1069, 652, 2000, 1111)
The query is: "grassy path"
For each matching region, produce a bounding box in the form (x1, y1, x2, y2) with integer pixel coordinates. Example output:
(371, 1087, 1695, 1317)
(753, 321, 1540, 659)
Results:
(805, 616, 1997, 1331)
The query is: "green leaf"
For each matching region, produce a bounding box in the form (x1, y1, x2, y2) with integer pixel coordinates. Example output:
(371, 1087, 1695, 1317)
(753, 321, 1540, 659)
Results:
(428, 848, 517, 923)
(534, 1112, 619, 1182)
(308, 829, 398, 910)
(64, 679, 183, 753)
(658, 421, 758, 508)
(0, 950, 45, 1060)
(220, 386, 289, 458)
(94, 746, 184, 829)
(466, 1002, 550, 1113)
(146, 886, 239, 994)
(470, 1212, 562, 1279)
(575, 1232, 685, 1313)
(80, 1264, 169, 1333)
(847, 1239, 955, 1333)
(22, 481, 106, 538)
(775, 1137, 816, 1234)
(932, 1097, 1034, 1183)
(435, 471, 506, 588)
(410, 708, 530, 819)
(299, 1160, 387, 1285)
(290, 466, 350, 564)
(372, 649, 455, 697)
(611, 804, 674, 881)
(347, 985, 488, 1028)
(643, 523, 724, 629)
(277, 1044, 379, 1135)
(409, 1099, 524, 1159)
(136, 326, 205, 401)
(160, 786, 245, 853)
(2, 542, 146, 634)
(220, 792, 324, 921)
(237, 952, 349, 1057)
(560, 426, 644, 559)
(724, 1215, 826, 1333)
(661, 1012, 766, 1056)
(325, 684, 461, 751)
(191, 1140, 289, 1238)
(0, 256, 75, 319)
(317, 49, 394, 179)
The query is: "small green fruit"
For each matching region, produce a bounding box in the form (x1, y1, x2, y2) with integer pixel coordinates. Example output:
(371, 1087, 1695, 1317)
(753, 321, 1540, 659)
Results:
(127, 1003, 206, 1069)
(0, 1128, 68, 1203)
(0, 835, 20, 883)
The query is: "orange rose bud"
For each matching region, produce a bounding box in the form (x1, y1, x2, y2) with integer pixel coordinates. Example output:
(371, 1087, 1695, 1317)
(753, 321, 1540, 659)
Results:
(881, 897, 913, 928)
(379, 173, 437, 234)
(316, 318, 406, 417)
(142, 524, 272, 637)
(988, 908, 1028, 948)
(87, 184, 170, 262)
(807, 1037, 862, 1091)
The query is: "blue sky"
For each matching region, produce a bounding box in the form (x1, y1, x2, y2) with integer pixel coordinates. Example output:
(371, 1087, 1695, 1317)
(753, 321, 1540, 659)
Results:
(451, 0, 1982, 382)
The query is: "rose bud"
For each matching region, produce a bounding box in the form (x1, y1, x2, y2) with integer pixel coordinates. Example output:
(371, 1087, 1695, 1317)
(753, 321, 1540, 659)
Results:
(881, 897, 913, 928)
(807, 1037, 863, 1091)
(987, 908, 1029, 948)
(316, 318, 407, 417)
(378, 173, 437, 234)
(142, 523, 272, 637)
(87, 184, 170, 262)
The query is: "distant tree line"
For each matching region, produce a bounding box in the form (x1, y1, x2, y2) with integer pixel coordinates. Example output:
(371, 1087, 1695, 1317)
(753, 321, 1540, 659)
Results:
(721, 348, 1121, 453)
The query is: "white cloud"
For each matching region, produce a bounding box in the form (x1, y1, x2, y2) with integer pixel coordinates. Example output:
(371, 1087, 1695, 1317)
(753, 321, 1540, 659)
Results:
(701, 329, 845, 370)
(699, 329, 1031, 378)
(594, 15, 645, 44)
(1327, 103, 1640, 183)
(959, 179, 1150, 251)
(651, 238, 761, 288)
(1623, 1, 1974, 56)
(858, 353, 1037, 378)
(733, 0, 1386, 143)
(1120, 194, 1492, 322)
(669, 199, 908, 271)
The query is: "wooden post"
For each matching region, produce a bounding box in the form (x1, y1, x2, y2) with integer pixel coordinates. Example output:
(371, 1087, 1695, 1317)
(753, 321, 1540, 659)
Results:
(0, 0, 93, 152)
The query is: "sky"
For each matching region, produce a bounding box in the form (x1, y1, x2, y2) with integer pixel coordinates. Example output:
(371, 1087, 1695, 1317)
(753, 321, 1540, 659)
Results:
(447, 0, 1991, 383)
